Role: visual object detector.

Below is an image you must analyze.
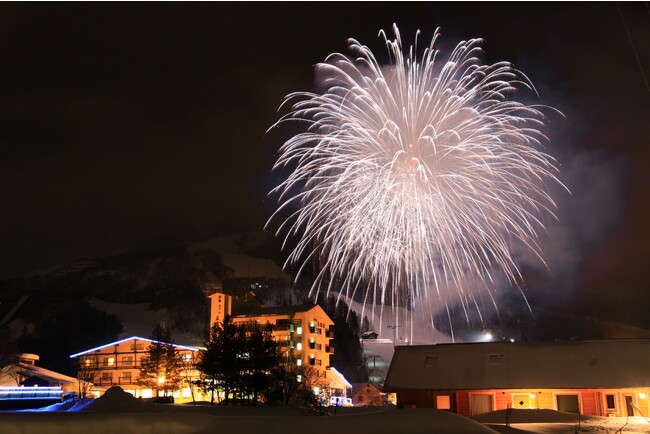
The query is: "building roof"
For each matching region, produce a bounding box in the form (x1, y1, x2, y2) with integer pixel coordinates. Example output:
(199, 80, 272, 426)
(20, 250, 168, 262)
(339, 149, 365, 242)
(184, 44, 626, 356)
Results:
(352, 382, 382, 394)
(69, 336, 201, 358)
(324, 367, 352, 389)
(383, 339, 650, 391)
(0, 363, 78, 387)
(233, 304, 333, 324)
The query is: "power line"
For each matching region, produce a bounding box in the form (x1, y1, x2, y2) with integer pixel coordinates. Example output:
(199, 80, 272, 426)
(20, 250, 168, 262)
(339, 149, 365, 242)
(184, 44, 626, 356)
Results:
(617, 2, 650, 95)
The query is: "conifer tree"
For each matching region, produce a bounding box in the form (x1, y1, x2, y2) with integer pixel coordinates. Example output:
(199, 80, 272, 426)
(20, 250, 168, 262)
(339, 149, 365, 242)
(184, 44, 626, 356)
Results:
(138, 323, 183, 397)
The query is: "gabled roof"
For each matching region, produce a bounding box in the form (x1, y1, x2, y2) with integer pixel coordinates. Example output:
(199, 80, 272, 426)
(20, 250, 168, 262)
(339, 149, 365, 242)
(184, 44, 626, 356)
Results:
(383, 339, 650, 391)
(69, 336, 200, 358)
(352, 382, 382, 394)
(324, 367, 352, 389)
(0, 363, 78, 386)
(17, 364, 78, 385)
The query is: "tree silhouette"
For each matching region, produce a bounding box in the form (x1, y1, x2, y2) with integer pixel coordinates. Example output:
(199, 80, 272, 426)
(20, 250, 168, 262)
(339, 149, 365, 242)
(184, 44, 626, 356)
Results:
(138, 323, 183, 397)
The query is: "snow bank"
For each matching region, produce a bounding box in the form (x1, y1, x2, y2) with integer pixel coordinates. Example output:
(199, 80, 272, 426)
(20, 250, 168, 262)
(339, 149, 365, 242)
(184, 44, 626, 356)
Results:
(473, 409, 650, 434)
(1, 388, 500, 434)
(472, 408, 597, 424)
(0, 409, 499, 434)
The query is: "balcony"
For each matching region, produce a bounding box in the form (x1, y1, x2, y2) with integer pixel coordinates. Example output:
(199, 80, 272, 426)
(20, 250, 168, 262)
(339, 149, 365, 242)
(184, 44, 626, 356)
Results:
(81, 361, 142, 370)
(325, 329, 334, 339)
(325, 345, 334, 354)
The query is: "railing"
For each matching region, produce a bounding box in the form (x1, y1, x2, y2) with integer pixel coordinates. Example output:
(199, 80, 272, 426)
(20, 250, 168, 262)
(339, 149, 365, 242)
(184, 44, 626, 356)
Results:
(81, 361, 143, 369)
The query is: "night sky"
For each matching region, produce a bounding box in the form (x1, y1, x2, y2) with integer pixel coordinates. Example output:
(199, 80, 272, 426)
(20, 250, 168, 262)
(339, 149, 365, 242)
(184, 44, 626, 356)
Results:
(1, 4, 649, 330)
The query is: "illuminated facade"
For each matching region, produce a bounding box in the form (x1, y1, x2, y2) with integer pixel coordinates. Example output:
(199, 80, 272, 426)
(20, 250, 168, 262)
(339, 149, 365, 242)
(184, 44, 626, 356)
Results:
(352, 382, 383, 406)
(0, 353, 79, 410)
(384, 339, 650, 417)
(209, 291, 335, 378)
(69, 336, 203, 402)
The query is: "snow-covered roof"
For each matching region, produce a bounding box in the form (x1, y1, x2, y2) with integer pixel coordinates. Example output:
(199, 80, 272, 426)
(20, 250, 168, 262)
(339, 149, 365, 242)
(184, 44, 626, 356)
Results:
(0, 363, 78, 386)
(69, 336, 201, 358)
(327, 367, 352, 389)
(383, 339, 650, 391)
(19, 365, 78, 385)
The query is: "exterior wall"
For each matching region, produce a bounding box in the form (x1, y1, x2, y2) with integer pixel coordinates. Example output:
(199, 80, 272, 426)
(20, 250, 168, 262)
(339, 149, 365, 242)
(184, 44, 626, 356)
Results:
(317, 367, 352, 405)
(397, 388, 650, 417)
(353, 383, 383, 406)
(209, 292, 232, 325)
(74, 337, 202, 403)
(230, 306, 335, 378)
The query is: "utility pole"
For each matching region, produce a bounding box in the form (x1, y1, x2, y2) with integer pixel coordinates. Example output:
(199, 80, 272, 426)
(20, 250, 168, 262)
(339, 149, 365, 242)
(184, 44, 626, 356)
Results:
(387, 324, 400, 349)
(366, 354, 379, 370)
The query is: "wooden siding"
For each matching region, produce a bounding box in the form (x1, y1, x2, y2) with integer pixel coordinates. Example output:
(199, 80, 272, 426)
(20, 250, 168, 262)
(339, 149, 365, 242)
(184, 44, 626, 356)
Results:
(397, 387, 650, 417)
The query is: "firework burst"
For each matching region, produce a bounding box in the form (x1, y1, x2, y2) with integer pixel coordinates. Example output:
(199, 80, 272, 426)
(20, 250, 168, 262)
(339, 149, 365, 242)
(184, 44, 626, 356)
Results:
(267, 25, 565, 340)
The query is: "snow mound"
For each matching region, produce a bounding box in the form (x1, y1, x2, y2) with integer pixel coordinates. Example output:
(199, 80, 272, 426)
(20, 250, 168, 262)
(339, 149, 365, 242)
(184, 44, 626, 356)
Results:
(80, 386, 157, 412)
(472, 408, 600, 424)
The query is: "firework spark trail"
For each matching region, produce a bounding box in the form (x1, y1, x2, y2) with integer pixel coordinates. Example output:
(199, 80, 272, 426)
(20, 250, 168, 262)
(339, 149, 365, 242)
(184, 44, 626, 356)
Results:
(267, 25, 566, 341)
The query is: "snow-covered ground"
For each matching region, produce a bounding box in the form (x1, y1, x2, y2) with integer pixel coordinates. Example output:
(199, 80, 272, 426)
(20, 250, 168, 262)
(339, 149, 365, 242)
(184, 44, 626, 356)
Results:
(0, 386, 497, 433)
(3, 387, 649, 434)
(473, 408, 650, 433)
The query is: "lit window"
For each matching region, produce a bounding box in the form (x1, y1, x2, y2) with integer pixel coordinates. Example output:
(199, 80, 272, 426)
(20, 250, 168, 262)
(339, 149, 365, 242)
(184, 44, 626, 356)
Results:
(297, 327, 302, 335)
(436, 395, 451, 410)
(296, 359, 302, 366)
(296, 375, 302, 383)
(182, 353, 192, 363)
(296, 343, 302, 351)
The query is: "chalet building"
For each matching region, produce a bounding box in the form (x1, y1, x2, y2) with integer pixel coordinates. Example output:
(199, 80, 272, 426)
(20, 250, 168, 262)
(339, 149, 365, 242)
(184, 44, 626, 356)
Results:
(69, 336, 202, 402)
(0, 353, 77, 391)
(383, 339, 650, 418)
(352, 382, 383, 406)
(0, 353, 79, 409)
(319, 366, 353, 406)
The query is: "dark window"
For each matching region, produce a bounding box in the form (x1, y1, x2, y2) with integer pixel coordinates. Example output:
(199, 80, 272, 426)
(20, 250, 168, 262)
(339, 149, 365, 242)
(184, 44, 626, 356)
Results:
(488, 354, 504, 365)
(424, 356, 438, 367)
(606, 394, 616, 410)
(556, 395, 580, 414)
